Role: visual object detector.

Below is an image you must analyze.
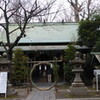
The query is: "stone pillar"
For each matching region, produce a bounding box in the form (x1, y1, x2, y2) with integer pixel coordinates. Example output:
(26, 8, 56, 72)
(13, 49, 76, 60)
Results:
(69, 51, 90, 96)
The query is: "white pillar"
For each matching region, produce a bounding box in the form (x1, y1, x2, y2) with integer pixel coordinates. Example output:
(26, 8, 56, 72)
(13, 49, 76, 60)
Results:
(96, 74, 99, 92)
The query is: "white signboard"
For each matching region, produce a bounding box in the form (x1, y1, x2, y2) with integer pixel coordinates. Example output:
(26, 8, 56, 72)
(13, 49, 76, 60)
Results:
(94, 69, 100, 75)
(0, 72, 8, 96)
(94, 70, 100, 92)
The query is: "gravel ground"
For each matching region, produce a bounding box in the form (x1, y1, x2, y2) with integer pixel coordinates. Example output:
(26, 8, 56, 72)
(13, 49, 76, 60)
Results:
(0, 88, 31, 100)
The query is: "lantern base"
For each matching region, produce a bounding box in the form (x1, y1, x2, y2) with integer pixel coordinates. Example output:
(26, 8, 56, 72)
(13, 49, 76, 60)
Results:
(69, 86, 90, 96)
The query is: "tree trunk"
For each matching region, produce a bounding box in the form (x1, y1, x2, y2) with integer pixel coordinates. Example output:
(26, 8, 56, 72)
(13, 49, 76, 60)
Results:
(74, 9, 79, 22)
(74, 0, 79, 22)
(87, 0, 91, 19)
(67, 0, 80, 22)
(7, 49, 13, 61)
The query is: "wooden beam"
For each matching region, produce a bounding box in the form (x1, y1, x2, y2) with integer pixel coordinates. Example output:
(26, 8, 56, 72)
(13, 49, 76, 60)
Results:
(27, 60, 62, 64)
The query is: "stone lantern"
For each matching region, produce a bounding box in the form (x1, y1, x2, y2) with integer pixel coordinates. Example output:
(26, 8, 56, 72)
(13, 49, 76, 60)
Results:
(0, 52, 11, 72)
(69, 51, 89, 96)
(0, 52, 16, 96)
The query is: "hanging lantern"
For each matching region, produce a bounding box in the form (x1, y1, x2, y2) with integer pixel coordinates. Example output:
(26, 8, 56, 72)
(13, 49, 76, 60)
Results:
(50, 63, 53, 68)
(45, 65, 47, 70)
(39, 65, 41, 70)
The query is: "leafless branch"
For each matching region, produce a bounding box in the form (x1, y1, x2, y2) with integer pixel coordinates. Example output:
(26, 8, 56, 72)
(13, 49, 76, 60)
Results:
(0, 0, 57, 60)
(0, 41, 8, 51)
(9, 27, 20, 34)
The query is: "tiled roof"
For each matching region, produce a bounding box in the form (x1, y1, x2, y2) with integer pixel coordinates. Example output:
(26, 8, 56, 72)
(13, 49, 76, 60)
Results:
(0, 45, 88, 52)
(0, 22, 78, 43)
(0, 45, 68, 52)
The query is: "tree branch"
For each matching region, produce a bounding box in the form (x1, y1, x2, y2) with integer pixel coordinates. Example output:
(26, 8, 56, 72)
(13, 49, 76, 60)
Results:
(0, 41, 8, 51)
(9, 27, 20, 34)
(8, 7, 20, 19)
(0, 23, 6, 30)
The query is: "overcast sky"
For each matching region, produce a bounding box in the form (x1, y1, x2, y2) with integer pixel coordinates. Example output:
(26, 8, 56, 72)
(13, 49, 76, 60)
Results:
(51, 0, 100, 21)
(0, 0, 100, 22)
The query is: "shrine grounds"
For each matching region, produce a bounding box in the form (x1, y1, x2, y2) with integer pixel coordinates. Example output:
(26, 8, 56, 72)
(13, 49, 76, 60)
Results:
(1, 84, 100, 100)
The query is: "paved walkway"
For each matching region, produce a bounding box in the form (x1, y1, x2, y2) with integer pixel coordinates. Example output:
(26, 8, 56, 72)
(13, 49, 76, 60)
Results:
(57, 98, 100, 100)
(25, 87, 56, 100)
(1, 86, 100, 100)
(25, 87, 100, 100)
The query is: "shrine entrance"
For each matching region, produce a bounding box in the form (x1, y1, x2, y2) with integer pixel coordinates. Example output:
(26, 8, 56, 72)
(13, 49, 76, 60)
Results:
(32, 63, 53, 83)
(30, 62, 57, 90)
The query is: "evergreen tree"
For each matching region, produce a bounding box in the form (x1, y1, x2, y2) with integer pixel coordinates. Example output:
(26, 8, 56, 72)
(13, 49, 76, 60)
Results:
(12, 49, 29, 86)
(78, 15, 100, 48)
(64, 45, 76, 84)
(93, 37, 100, 52)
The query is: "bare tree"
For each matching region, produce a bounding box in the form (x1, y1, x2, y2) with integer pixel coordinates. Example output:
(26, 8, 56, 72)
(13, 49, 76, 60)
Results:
(86, 0, 99, 19)
(0, 0, 56, 60)
(35, 2, 62, 22)
(67, 0, 100, 21)
(80, 0, 97, 20)
(67, 0, 84, 22)
(60, 8, 74, 22)
(87, 0, 91, 19)
(36, 6, 60, 22)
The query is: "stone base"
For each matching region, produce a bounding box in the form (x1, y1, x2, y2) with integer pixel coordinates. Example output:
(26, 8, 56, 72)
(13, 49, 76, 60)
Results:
(72, 82, 85, 87)
(69, 86, 90, 96)
(7, 84, 17, 96)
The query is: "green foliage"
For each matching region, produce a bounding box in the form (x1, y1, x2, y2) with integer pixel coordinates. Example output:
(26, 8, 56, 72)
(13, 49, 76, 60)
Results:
(81, 54, 94, 85)
(52, 58, 59, 82)
(77, 15, 100, 85)
(78, 15, 100, 48)
(64, 45, 76, 84)
(63, 62, 74, 84)
(93, 37, 100, 52)
(12, 49, 29, 86)
(64, 45, 76, 61)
